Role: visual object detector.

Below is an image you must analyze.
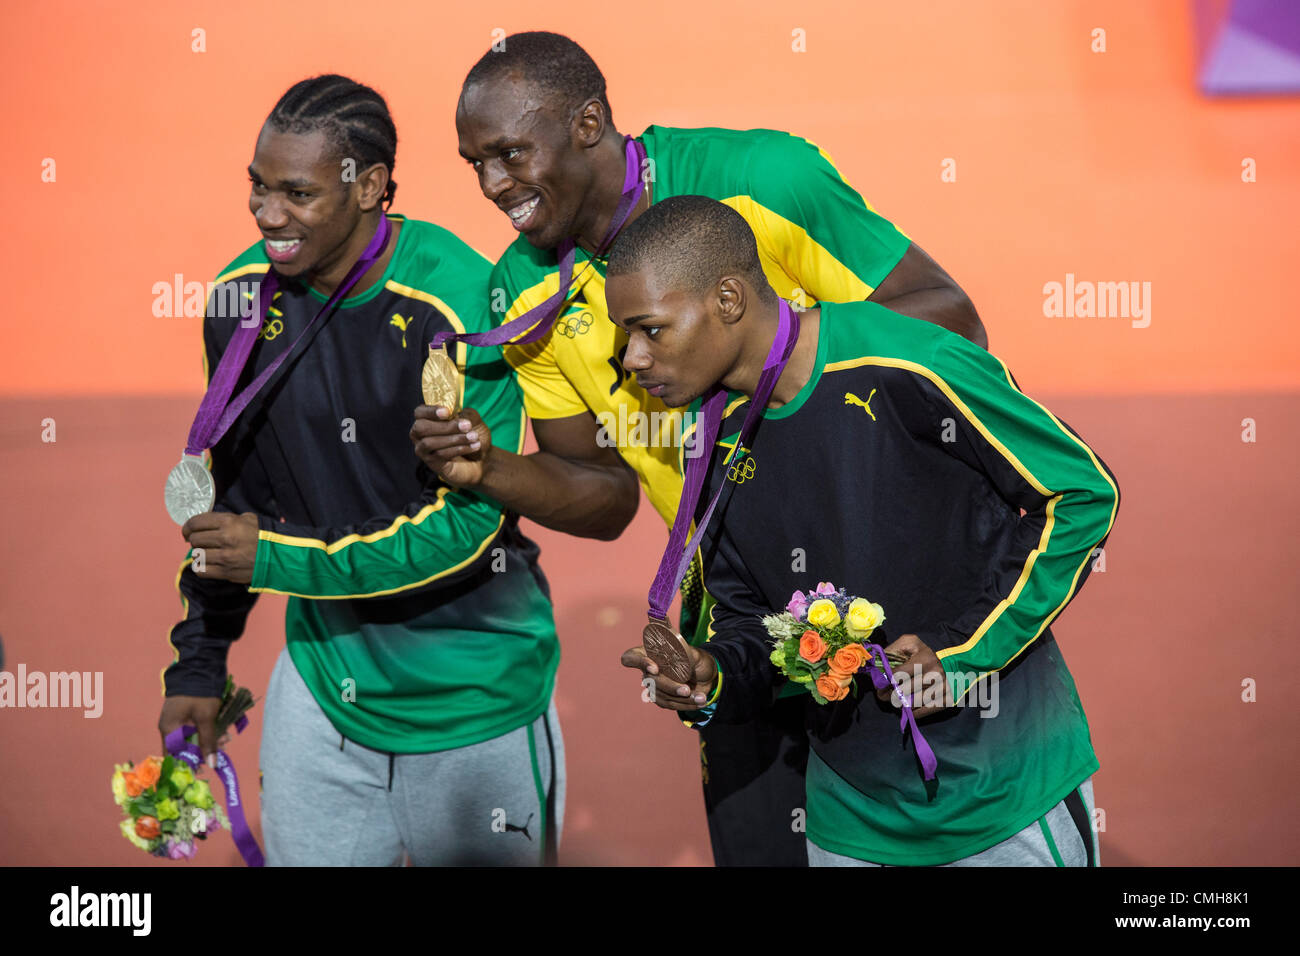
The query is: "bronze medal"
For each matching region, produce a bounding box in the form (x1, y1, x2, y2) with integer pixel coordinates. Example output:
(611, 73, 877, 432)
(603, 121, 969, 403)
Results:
(642, 618, 695, 686)
(422, 344, 461, 414)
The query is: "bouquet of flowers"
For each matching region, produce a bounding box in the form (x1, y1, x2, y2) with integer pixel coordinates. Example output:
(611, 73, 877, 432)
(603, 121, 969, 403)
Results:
(762, 582, 901, 704)
(113, 756, 228, 859)
(112, 676, 255, 860)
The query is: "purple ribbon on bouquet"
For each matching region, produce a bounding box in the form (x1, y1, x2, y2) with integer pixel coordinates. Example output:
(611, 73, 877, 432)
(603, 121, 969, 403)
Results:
(429, 136, 647, 352)
(862, 645, 939, 781)
(182, 214, 393, 458)
(647, 301, 800, 620)
(165, 720, 265, 867)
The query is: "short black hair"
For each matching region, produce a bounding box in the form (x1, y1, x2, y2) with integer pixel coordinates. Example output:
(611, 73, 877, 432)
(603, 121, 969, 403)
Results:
(607, 195, 775, 302)
(463, 31, 614, 128)
(267, 74, 399, 207)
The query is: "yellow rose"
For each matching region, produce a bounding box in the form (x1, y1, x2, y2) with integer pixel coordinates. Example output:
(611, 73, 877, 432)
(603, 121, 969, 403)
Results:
(111, 769, 128, 806)
(845, 598, 885, 639)
(806, 599, 841, 628)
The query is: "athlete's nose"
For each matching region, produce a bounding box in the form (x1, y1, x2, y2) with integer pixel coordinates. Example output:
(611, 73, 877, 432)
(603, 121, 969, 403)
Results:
(622, 335, 653, 372)
(481, 161, 514, 203)
(254, 193, 290, 231)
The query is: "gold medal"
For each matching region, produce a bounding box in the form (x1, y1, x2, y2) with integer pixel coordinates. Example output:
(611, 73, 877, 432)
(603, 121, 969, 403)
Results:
(421, 344, 461, 414)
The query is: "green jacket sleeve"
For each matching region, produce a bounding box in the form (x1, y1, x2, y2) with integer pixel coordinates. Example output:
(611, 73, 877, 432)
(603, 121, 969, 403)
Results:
(919, 337, 1120, 698)
(249, 348, 526, 600)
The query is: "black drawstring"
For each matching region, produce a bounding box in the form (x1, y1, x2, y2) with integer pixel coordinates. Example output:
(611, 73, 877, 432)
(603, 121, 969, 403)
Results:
(542, 710, 559, 866)
(1064, 787, 1095, 867)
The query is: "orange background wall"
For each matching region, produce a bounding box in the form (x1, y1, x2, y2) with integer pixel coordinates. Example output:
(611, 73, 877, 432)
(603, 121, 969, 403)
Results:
(3, 0, 1297, 398)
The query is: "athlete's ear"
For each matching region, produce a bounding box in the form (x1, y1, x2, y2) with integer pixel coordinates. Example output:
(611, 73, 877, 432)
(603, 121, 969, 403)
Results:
(354, 162, 390, 213)
(572, 97, 607, 149)
(716, 276, 746, 327)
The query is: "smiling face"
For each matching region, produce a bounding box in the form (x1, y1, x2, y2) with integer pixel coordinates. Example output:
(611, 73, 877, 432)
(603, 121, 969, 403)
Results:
(247, 124, 364, 280)
(456, 72, 600, 250)
(605, 267, 743, 410)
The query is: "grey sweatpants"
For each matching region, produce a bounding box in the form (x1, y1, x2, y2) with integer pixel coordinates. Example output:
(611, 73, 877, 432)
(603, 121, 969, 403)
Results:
(259, 648, 565, 866)
(807, 778, 1099, 867)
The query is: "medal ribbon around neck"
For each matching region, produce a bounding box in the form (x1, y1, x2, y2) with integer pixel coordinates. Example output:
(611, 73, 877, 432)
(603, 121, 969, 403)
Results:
(182, 213, 393, 458)
(648, 300, 801, 623)
(164, 215, 392, 526)
(428, 136, 646, 353)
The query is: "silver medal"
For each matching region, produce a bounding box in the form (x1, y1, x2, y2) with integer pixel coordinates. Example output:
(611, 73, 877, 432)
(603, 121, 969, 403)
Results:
(164, 454, 215, 525)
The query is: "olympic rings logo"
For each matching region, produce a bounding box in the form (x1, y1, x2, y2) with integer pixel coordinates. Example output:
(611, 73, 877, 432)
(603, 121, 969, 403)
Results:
(727, 456, 756, 484)
(258, 318, 284, 341)
(557, 311, 593, 338)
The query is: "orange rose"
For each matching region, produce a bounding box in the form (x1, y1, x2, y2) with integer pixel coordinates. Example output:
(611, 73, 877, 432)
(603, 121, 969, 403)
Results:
(829, 645, 870, 678)
(799, 630, 827, 663)
(135, 757, 162, 789)
(816, 675, 850, 702)
(135, 816, 161, 839)
(123, 772, 144, 798)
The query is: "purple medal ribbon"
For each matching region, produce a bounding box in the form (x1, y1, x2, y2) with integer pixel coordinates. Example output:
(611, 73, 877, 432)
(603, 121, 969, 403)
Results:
(165, 720, 265, 867)
(863, 646, 939, 781)
(429, 136, 646, 352)
(182, 214, 393, 457)
(648, 300, 801, 620)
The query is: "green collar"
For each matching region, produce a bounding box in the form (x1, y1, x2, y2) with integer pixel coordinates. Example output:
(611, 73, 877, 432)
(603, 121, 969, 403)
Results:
(719, 304, 828, 438)
(302, 213, 407, 309)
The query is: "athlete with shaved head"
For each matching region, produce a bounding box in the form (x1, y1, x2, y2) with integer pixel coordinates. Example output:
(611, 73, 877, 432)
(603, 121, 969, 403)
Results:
(608, 195, 1116, 867)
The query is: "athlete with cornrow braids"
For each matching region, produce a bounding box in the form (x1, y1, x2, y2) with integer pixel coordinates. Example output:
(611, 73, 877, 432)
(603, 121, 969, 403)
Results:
(157, 75, 564, 866)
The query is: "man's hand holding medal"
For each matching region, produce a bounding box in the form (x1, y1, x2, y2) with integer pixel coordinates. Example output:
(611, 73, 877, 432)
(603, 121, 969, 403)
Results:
(410, 344, 491, 488)
(622, 623, 718, 711)
(182, 512, 260, 584)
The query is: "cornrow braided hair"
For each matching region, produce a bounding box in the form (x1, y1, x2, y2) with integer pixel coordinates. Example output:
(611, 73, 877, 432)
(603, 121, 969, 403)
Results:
(268, 74, 399, 208)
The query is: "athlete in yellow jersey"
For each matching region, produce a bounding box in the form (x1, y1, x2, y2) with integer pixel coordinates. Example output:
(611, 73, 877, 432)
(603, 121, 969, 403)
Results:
(411, 31, 986, 866)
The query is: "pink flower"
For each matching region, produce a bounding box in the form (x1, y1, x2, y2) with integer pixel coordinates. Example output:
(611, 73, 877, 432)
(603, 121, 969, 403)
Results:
(167, 839, 196, 860)
(786, 591, 809, 618)
(815, 582, 837, 597)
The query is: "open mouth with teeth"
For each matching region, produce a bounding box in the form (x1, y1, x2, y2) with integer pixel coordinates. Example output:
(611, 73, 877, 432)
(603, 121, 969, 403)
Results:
(264, 237, 304, 263)
(506, 196, 540, 231)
